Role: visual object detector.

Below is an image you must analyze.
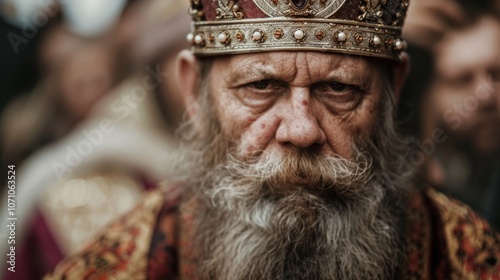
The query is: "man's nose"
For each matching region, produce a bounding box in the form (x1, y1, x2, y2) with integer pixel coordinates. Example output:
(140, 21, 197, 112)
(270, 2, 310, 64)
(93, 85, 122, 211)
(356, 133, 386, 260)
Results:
(275, 90, 327, 149)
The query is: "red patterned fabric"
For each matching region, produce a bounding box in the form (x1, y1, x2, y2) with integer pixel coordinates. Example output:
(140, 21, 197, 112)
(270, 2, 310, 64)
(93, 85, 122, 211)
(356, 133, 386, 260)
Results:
(44, 188, 170, 280)
(147, 194, 181, 279)
(427, 189, 500, 279)
(201, 0, 218, 21)
(45, 187, 500, 280)
(239, 0, 268, 18)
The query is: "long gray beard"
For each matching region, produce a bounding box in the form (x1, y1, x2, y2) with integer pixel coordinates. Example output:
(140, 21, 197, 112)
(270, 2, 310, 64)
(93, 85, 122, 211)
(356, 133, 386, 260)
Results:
(175, 79, 410, 280)
(190, 151, 407, 280)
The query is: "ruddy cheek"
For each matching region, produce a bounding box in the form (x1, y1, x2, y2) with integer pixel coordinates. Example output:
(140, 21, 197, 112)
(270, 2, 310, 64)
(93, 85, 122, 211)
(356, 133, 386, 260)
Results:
(321, 115, 361, 159)
(238, 117, 281, 158)
(325, 131, 352, 158)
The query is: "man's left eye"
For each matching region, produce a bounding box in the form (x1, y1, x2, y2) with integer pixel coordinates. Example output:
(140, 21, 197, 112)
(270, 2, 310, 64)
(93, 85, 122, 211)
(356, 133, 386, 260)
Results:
(313, 81, 358, 95)
(329, 82, 352, 92)
(249, 80, 272, 90)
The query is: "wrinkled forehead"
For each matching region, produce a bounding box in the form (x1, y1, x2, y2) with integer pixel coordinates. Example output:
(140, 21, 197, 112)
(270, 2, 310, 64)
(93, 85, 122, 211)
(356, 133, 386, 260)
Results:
(207, 51, 385, 82)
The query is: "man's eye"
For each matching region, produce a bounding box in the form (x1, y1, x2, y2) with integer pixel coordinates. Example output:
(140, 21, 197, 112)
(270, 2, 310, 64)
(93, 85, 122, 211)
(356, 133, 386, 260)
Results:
(328, 82, 352, 92)
(249, 80, 272, 90)
(312, 81, 365, 109)
(315, 82, 356, 94)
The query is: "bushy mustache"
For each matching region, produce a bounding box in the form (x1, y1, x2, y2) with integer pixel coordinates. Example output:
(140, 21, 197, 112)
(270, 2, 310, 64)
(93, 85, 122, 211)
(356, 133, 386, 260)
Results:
(206, 149, 374, 212)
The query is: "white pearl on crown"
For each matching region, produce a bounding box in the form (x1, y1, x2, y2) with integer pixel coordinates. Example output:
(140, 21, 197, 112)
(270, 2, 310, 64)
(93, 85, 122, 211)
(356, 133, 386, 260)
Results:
(252, 30, 263, 41)
(218, 32, 228, 44)
(337, 31, 347, 42)
(394, 39, 407, 50)
(194, 34, 204, 45)
(293, 29, 305, 40)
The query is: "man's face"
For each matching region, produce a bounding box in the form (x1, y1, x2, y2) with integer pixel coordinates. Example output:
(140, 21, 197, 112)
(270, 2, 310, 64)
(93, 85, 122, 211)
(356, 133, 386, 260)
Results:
(179, 51, 408, 280)
(431, 18, 500, 156)
(206, 51, 386, 161)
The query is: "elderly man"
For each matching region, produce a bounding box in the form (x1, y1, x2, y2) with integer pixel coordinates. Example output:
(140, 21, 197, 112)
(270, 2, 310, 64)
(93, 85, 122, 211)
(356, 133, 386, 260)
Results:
(45, 0, 500, 279)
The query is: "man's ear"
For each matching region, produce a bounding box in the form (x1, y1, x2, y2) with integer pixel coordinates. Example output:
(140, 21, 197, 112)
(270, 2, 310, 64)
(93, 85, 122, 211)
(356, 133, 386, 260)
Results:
(177, 50, 201, 119)
(393, 52, 410, 103)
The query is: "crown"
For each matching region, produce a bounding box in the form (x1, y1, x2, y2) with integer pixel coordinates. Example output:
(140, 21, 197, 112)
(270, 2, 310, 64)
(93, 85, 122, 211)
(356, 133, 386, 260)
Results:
(187, 0, 410, 60)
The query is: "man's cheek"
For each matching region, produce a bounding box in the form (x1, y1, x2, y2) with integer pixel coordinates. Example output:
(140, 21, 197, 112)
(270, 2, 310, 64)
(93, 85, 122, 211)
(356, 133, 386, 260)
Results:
(236, 118, 280, 159)
(237, 130, 270, 159)
(327, 119, 372, 157)
(353, 106, 380, 138)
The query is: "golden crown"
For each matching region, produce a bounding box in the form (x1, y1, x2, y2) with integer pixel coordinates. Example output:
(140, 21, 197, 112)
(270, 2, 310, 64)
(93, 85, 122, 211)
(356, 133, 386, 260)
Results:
(187, 0, 410, 60)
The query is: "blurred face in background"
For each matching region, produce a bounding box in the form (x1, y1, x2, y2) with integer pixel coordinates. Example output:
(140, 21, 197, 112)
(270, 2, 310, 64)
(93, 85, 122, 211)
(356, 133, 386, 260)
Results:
(38, 24, 82, 76)
(430, 17, 500, 156)
(56, 42, 117, 123)
(38, 23, 118, 124)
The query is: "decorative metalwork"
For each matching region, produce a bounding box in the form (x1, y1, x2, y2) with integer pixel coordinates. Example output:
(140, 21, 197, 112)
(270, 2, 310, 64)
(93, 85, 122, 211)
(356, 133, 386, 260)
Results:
(254, 0, 347, 18)
(192, 20, 405, 60)
(188, 0, 410, 61)
(216, 0, 244, 20)
(274, 28, 284, 39)
(359, 0, 387, 24)
(189, 0, 204, 21)
(315, 30, 326, 40)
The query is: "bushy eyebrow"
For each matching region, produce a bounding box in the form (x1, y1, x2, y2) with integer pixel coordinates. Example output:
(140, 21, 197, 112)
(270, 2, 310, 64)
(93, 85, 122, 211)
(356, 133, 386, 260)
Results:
(224, 54, 374, 88)
(328, 68, 372, 87)
(228, 64, 282, 83)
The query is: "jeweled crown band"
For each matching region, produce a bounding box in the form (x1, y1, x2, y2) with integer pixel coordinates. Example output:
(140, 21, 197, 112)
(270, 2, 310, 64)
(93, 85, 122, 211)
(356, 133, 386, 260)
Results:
(188, 18, 407, 60)
(187, 0, 410, 60)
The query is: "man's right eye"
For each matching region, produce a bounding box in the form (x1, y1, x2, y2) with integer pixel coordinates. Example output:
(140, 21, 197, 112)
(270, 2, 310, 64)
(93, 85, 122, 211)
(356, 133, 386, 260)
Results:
(249, 80, 272, 90)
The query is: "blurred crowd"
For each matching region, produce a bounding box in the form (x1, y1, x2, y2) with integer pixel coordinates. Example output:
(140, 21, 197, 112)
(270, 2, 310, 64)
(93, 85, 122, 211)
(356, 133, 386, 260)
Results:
(400, 0, 500, 229)
(0, 0, 498, 278)
(0, 0, 190, 278)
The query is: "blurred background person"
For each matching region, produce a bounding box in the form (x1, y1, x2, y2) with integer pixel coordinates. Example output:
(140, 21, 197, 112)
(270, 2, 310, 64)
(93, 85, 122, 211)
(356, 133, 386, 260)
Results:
(0, 1, 128, 279)
(0, 0, 131, 167)
(1, 22, 122, 167)
(0, 0, 190, 279)
(420, 13, 500, 229)
(401, 0, 500, 230)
